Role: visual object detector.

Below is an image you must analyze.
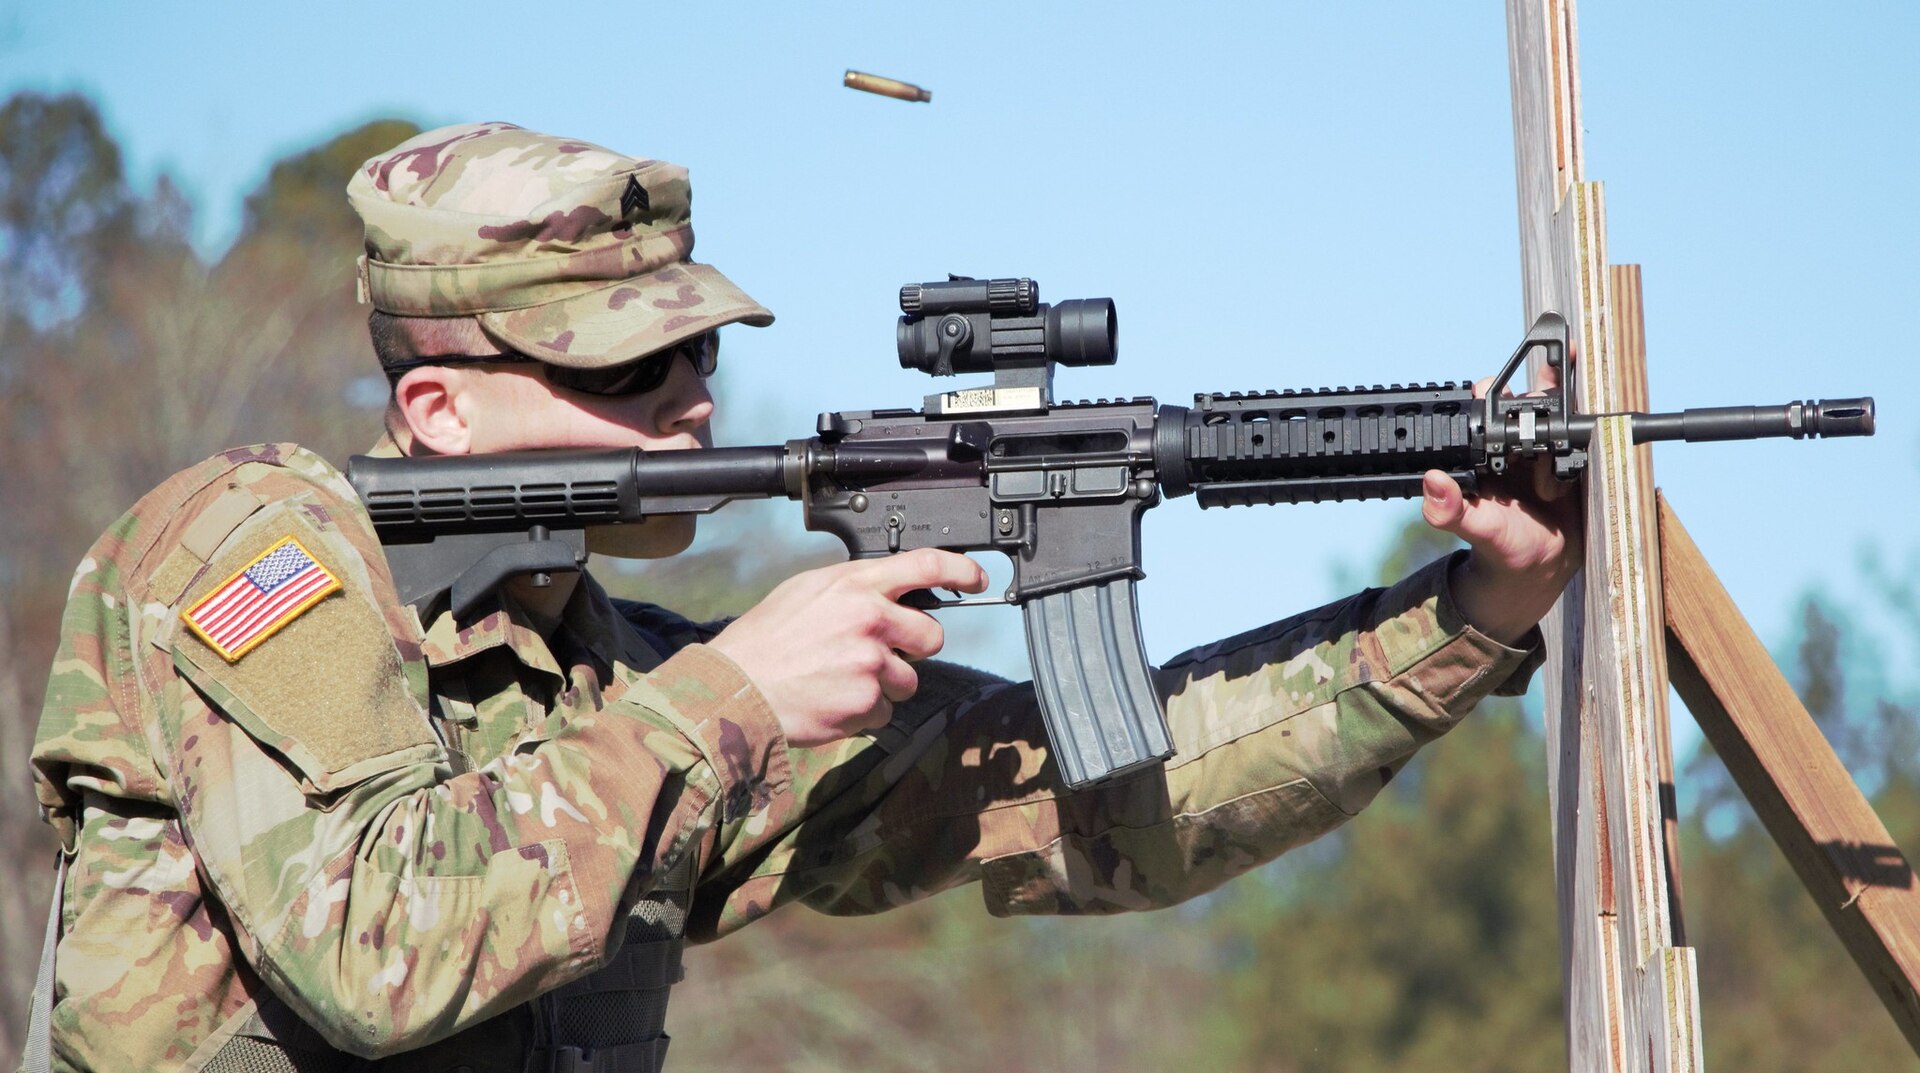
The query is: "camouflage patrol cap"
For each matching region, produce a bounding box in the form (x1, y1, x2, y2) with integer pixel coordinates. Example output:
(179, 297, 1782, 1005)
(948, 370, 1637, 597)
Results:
(347, 121, 773, 368)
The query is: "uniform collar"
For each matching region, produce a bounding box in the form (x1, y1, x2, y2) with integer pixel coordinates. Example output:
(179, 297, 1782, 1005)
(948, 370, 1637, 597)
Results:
(418, 569, 659, 680)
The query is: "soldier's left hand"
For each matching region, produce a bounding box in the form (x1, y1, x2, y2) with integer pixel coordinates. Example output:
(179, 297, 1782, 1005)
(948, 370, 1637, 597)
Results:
(1422, 363, 1584, 644)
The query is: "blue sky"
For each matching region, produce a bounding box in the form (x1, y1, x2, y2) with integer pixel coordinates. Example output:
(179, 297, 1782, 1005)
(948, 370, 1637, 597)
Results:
(8, 4, 1916, 740)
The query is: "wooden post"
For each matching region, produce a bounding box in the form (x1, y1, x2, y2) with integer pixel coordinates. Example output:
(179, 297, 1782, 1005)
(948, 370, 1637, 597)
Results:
(1506, 2, 1701, 1068)
(1661, 494, 1920, 1052)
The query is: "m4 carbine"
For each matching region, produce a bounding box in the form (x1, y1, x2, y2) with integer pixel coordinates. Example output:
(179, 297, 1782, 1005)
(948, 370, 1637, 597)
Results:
(348, 277, 1875, 788)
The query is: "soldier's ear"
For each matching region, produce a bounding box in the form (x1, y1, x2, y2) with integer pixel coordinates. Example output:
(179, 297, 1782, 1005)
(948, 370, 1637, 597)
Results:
(394, 366, 474, 456)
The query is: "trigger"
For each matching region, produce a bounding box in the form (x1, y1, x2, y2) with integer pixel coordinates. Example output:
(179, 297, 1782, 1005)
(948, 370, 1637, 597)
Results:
(899, 588, 947, 611)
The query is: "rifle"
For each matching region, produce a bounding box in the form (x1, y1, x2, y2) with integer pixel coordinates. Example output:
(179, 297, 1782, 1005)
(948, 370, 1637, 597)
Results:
(348, 277, 1875, 788)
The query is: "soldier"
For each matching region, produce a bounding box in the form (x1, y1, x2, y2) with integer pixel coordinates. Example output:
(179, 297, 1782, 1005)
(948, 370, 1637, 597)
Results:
(28, 122, 1576, 1072)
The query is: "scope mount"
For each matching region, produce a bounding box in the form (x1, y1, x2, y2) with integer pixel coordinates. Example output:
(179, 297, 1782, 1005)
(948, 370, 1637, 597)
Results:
(920, 363, 1054, 419)
(921, 312, 1056, 418)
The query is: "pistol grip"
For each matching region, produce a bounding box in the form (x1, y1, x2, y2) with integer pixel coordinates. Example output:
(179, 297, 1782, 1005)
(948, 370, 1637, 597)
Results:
(1021, 578, 1174, 789)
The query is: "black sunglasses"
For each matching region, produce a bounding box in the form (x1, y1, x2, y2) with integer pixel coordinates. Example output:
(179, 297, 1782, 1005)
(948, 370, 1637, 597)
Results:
(386, 331, 718, 398)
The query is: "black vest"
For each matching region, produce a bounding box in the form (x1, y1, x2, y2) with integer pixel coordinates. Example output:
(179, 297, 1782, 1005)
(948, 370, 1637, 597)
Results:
(199, 852, 694, 1073)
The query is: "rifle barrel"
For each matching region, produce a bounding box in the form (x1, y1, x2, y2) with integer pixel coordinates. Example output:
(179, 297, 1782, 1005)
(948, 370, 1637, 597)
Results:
(1569, 397, 1875, 445)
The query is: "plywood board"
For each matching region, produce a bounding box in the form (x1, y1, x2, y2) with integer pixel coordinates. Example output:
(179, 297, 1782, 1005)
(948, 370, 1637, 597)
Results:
(1506, 2, 1699, 1069)
(1609, 264, 1687, 945)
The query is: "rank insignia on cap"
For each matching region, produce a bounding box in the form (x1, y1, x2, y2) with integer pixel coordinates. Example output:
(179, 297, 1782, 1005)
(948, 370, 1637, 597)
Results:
(183, 536, 342, 662)
(621, 174, 649, 219)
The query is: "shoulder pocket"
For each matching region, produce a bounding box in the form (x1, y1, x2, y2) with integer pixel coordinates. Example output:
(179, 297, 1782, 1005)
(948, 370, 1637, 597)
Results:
(171, 503, 440, 795)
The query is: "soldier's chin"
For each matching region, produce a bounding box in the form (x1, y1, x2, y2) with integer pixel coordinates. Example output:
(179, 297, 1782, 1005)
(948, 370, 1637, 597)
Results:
(586, 517, 695, 559)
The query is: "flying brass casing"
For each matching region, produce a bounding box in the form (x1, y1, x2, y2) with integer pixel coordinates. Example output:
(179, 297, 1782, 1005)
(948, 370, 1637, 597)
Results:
(844, 69, 932, 103)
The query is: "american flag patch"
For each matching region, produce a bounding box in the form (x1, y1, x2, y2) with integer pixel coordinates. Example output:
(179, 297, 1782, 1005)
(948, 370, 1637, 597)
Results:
(182, 536, 342, 661)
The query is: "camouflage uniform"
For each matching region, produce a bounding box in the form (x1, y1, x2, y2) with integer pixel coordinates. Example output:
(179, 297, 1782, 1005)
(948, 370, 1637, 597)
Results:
(28, 124, 1543, 1072)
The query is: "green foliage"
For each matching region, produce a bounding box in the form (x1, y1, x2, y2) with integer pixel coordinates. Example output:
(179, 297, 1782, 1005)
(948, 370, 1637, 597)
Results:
(1205, 699, 1563, 1072)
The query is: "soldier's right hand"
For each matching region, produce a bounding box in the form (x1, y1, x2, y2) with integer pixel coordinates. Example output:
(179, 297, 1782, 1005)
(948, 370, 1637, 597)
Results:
(707, 548, 988, 747)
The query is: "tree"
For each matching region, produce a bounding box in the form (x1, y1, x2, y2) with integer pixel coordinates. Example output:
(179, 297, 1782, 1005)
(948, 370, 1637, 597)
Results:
(0, 93, 139, 1062)
(0, 91, 130, 331)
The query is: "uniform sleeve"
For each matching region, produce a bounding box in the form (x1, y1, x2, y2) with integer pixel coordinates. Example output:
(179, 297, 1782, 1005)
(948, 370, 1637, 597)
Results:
(684, 550, 1540, 938)
(148, 459, 788, 1057)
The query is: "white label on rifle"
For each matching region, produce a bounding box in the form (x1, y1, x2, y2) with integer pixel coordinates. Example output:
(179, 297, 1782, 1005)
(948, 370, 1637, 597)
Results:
(938, 387, 1045, 414)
